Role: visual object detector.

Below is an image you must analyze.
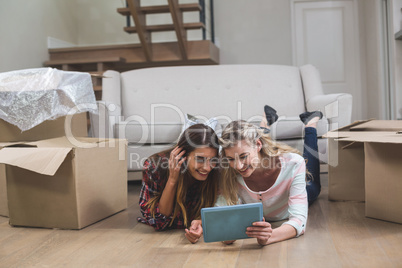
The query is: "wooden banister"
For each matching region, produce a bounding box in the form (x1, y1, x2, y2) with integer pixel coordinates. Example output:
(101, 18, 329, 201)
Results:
(44, 57, 126, 66)
(123, 22, 205, 33)
(126, 0, 152, 61)
(168, 0, 187, 60)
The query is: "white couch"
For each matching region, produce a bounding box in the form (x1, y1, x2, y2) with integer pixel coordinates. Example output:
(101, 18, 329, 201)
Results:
(91, 64, 352, 180)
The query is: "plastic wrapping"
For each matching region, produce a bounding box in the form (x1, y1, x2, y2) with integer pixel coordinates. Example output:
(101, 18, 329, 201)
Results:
(0, 68, 97, 131)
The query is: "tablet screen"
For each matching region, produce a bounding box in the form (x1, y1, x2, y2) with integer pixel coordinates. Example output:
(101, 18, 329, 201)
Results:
(201, 203, 263, 243)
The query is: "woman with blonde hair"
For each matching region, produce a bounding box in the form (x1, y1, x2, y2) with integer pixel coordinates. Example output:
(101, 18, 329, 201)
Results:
(137, 124, 220, 243)
(215, 106, 323, 246)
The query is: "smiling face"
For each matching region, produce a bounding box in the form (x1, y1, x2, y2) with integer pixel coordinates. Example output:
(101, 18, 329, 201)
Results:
(187, 146, 219, 181)
(223, 140, 262, 177)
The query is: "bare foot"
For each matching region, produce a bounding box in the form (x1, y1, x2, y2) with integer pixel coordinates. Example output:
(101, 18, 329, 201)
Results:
(305, 118, 319, 128)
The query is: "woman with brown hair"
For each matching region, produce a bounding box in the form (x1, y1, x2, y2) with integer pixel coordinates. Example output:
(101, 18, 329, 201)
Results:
(137, 124, 220, 243)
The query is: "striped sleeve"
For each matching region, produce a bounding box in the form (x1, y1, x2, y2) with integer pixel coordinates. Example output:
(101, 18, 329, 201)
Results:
(282, 156, 308, 236)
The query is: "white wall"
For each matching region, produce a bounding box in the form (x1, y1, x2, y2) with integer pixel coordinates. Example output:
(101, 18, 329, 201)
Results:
(391, 0, 402, 119)
(214, 0, 293, 65)
(73, 0, 138, 46)
(359, 0, 387, 120)
(0, 0, 77, 72)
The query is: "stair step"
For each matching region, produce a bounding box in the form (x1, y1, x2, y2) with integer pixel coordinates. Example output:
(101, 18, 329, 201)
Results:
(117, 3, 201, 16)
(89, 72, 107, 78)
(93, 85, 102, 91)
(124, 22, 205, 33)
(44, 57, 126, 66)
(45, 41, 219, 72)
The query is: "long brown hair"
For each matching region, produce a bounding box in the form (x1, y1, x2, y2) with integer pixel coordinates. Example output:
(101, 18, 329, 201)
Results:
(219, 120, 302, 205)
(146, 124, 220, 227)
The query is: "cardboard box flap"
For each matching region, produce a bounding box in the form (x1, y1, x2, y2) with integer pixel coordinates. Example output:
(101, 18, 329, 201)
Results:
(0, 142, 35, 149)
(350, 120, 402, 132)
(324, 131, 395, 139)
(338, 132, 402, 144)
(27, 137, 111, 149)
(341, 141, 362, 149)
(0, 147, 72, 176)
(323, 120, 373, 138)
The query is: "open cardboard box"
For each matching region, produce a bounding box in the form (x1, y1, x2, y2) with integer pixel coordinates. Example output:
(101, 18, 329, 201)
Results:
(0, 113, 88, 218)
(0, 137, 127, 229)
(325, 120, 402, 224)
(324, 120, 391, 201)
(339, 133, 402, 224)
(0, 68, 96, 218)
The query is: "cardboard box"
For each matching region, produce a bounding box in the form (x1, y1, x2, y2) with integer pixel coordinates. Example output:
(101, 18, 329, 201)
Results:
(0, 112, 88, 142)
(365, 139, 402, 224)
(327, 137, 365, 201)
(339, 134, 402, 224)
(0, 137, 127, 229)
(0, 164, 7, 217)
(325, 120, 402, 224)
(0, 113, 88, 218)
(324, 120, 402, 201)
(0, 141, 26, 218)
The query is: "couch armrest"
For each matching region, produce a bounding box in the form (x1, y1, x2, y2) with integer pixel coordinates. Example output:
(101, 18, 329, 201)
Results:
(102, 70, 121, 108)
(89, 101, 121, 138)
(306, 93, 353, 130)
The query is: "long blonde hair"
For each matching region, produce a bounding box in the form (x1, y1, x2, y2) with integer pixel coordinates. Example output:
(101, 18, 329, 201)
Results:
(219, 120, 302, 205)
(146, 124, 219, 227)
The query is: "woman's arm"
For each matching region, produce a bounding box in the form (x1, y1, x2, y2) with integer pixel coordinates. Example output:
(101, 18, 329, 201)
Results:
(158, 178, 179, 216)
(246, 156, 307, 245)
(266, 224, 296, 245)
(138, 163, 174, 231)
(158, 147, 186, 216)
(285, 156, 308, 237)
(246, 219, 296, 246)
(138, 148, 185, 230)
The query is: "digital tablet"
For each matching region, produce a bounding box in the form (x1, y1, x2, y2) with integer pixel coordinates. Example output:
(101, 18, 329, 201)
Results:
(201, 203, 263, 243)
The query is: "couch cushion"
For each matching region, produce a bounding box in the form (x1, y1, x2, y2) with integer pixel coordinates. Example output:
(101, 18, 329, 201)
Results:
(127, 144, 172, 170)
(270, 116, 328, 140)
(120, 65, 307, 125)
(115, 122, 181, 144)
(117, 116, 328, 144)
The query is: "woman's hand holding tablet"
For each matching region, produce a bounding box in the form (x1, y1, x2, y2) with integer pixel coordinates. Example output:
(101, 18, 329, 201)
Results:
(245, 217, 273, 246)
(201, 203, 264, 243)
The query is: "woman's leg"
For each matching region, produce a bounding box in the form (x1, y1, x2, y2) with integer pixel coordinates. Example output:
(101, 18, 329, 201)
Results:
(299, 111, 322, 205)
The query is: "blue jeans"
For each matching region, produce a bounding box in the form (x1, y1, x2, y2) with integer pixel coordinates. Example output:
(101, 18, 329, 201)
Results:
(303, 127, 321, 205)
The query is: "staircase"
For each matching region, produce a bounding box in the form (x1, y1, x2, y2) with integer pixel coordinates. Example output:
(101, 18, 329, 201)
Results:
(44, 0, 219, 100)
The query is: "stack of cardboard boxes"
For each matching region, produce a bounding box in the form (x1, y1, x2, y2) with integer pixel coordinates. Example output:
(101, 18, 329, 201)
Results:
(0, 69, 127, 229)
(325, 120, 402, 224)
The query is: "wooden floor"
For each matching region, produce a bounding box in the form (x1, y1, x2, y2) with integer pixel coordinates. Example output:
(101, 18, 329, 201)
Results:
(1, 173, 402, 268)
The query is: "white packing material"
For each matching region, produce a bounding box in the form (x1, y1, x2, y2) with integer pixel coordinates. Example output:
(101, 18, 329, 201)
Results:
(0, 68, 97, 131)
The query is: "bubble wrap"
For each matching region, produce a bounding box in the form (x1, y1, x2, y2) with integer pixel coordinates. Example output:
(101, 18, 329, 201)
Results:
(0, 68, 97, 131)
